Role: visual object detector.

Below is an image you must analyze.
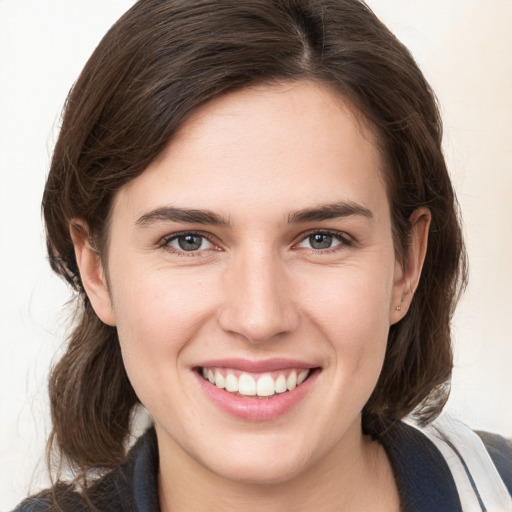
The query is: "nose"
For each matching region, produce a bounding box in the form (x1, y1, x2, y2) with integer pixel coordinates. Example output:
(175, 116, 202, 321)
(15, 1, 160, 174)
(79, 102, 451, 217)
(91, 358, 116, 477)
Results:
(218, 250, 299, 344)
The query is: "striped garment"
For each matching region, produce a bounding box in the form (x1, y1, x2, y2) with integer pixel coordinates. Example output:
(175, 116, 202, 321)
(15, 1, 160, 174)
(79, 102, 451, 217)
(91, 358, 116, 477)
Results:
(13, 417, 512, 511)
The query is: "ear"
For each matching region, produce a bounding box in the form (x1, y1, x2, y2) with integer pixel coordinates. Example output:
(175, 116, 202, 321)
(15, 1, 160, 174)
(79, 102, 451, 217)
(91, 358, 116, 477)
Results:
(70, 220, 116, 326)
(390, 207, 431, 324)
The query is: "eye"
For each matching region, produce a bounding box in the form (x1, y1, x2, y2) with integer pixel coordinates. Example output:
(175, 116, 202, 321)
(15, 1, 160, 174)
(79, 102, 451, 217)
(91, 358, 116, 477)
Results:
(296, 231, 350, 251)
(163, 232, 216, 253)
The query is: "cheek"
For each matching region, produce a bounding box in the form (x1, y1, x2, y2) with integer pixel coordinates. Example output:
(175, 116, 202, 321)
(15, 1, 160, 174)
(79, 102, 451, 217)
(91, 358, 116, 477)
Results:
(109, 275, 209, 425)
(112, 263, 214, 339)
(298, 258, 395, 384)
(108, 265, 217, 390)
(300, 259, 395, 334)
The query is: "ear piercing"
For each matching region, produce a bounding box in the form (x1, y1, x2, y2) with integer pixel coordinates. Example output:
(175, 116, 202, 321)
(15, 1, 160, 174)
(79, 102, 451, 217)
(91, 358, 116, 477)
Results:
(395, 305, 401, 311)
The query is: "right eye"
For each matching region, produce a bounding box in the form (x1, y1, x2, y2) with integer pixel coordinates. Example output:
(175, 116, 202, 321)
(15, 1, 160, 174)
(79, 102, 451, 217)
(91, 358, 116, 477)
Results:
(163, 232, 216, 254)
(299, 233, 341, 250)
(294, 230, 352, 253)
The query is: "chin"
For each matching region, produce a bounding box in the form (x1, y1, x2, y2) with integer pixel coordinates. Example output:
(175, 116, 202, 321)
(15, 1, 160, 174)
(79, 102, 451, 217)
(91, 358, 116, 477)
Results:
(195, 434, 319, 486)
(211, 457, 311, 486)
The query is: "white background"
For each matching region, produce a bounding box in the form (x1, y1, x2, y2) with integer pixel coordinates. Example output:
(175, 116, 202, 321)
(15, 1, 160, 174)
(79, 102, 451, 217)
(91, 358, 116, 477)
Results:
(1, 1, 511, 509)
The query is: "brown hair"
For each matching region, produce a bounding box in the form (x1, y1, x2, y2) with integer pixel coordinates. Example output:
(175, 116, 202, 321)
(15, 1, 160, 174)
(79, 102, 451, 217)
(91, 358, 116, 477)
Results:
(44, 0, 467, 483)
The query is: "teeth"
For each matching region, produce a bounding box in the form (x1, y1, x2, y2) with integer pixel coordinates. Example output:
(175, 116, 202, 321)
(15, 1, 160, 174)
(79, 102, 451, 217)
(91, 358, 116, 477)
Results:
(214, 370, 225, 389)
(275, 374, 287, 393)
(286, 370, 297, 391)
(201, 367, 311, 397)
(225, 373, 239, 393)
(239, 373, 256, 396)
(297, 370, 309, 385)
(256, 375, 275, 397)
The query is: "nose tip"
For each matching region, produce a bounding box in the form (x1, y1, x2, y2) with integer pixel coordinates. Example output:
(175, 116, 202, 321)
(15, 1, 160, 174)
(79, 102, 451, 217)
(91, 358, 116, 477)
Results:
(217, 259, 299, 344)
(219, 306, 299, 344)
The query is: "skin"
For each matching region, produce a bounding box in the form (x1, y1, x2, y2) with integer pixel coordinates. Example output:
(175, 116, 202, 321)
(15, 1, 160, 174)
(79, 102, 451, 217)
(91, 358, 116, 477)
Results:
(72, 81, 430, 511)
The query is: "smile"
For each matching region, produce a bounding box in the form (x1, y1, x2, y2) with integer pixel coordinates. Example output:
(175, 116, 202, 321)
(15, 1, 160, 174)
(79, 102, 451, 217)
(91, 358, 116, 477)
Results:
(200, 367, 311, 398)
(195, 359, 320, 420)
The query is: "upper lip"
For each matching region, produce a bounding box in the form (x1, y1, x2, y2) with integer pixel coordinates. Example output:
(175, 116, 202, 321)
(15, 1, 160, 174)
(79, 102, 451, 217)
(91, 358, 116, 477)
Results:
(196, 358, 318, 373)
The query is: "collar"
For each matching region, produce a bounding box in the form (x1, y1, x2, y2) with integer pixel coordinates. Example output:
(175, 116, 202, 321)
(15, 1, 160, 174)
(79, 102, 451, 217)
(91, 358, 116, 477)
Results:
(125, 421, 462, 512)
(379, 420, 462, 512)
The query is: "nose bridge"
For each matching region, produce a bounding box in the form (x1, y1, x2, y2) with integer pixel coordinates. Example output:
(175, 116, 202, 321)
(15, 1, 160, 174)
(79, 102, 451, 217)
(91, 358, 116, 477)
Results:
(218, 245, 298, 343)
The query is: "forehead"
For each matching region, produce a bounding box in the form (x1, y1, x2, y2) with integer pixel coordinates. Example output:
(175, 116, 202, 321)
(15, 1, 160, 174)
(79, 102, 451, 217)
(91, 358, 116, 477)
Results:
(114, 81, 388, 225)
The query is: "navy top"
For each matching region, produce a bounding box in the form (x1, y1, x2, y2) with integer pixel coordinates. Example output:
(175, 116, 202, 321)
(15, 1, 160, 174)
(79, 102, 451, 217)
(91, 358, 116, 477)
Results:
(12, 422, 512, 512)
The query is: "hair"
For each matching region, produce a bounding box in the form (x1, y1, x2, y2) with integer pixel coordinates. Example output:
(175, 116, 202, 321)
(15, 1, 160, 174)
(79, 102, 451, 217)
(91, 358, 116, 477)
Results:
(43, 0, 467, 487)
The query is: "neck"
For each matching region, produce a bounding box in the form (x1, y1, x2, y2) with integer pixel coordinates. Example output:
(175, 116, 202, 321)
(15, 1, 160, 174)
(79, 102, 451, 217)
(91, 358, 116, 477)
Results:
(156, 420, 400, 512)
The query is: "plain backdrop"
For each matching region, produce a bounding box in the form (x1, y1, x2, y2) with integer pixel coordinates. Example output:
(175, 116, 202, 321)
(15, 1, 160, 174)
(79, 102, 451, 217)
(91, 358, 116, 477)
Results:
(1, 1, 511, 509)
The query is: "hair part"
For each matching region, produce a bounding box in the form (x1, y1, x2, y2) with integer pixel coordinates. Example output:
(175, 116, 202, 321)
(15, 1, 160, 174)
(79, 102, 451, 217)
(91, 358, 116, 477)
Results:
(43, 0, 467, 486)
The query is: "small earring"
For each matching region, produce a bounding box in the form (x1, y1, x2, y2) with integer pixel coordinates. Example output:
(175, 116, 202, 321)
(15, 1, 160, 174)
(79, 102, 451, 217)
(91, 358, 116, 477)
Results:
(395, 305, 401, 311)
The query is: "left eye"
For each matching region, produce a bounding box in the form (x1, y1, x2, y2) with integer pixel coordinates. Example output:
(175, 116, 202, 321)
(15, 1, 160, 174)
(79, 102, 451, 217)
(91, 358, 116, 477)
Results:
(165, 233, 214, 252)
(296, 232, 345, 251)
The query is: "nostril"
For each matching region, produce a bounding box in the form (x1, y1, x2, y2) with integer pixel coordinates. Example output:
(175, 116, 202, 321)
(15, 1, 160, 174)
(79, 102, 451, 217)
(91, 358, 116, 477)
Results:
(217, 307, 300, 344)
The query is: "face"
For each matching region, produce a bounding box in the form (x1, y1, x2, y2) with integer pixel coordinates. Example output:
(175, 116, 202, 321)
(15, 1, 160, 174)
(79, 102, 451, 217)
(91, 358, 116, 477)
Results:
(78, 81, 420, 485)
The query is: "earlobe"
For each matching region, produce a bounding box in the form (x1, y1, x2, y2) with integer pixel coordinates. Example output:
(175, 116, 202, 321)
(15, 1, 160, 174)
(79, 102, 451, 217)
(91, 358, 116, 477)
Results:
(70, 220, 116, 326)
(390, 207, 431, 324)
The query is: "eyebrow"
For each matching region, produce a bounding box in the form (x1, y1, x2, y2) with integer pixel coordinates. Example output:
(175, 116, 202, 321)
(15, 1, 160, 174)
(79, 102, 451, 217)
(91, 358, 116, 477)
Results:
(135, 201, 373, 228)
(136, 207, 232, 227)
(287, 201, 374, 224)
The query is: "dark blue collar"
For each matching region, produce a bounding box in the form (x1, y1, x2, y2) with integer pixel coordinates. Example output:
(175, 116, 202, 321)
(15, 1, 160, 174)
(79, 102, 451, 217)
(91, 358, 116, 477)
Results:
(16, 421, 512, 511)
(379, 420, 462, 511)
(126, 422, 462, 512)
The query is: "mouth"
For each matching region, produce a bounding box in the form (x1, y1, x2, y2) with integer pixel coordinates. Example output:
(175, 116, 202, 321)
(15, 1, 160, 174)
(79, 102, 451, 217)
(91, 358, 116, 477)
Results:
(194, 358, 321, 420)
(197, 366, 314, 399)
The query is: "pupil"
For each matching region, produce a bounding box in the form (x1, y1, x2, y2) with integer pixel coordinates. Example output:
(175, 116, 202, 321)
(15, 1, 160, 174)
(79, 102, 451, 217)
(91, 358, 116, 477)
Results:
(178, 235, 202, 251)
(310, 234, 332, 249)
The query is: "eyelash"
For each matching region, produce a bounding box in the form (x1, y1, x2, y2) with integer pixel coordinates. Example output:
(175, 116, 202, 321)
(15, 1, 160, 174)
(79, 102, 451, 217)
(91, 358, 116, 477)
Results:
(293, 230, 353, 254)
(159, 231, 218, 257)
(158, 229, 353, 257)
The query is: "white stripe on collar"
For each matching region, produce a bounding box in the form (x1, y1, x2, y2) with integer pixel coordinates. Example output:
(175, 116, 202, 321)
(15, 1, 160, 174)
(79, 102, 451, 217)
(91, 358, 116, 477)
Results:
(406, 414, 512, 512)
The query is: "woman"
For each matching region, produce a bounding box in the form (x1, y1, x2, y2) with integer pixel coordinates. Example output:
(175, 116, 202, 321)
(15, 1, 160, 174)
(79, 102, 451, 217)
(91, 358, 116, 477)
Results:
(12, 0, 512, 511)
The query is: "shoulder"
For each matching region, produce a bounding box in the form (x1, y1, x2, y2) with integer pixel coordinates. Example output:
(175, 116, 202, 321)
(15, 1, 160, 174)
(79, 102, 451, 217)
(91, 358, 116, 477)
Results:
(379, 419, 463, 511)
(379, 416, 512, 511)
(11, 427, 159, 512)
(413, 415, 512, 501)
(477, 430, 512, 495)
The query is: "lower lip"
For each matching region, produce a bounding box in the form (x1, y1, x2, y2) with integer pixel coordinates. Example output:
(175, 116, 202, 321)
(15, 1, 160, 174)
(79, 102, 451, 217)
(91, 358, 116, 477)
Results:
(195, 369, 319, 421)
